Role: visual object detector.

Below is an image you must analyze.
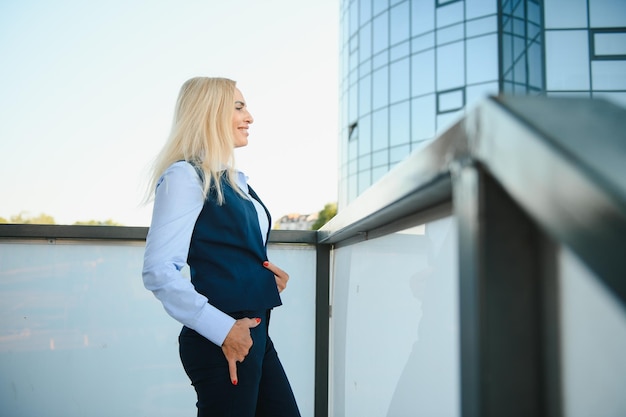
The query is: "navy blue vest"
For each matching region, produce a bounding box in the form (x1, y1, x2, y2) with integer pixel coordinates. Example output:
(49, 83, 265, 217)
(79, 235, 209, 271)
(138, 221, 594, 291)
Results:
(187, 173, 282, 314)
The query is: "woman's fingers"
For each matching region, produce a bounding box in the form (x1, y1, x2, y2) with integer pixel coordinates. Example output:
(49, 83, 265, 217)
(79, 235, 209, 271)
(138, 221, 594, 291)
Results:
(263, 261, 289, 292)
(221, 317, 261, 385)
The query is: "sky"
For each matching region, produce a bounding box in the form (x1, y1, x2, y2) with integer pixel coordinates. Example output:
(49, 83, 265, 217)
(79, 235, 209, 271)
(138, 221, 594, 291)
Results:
(0, 0, 340, 226)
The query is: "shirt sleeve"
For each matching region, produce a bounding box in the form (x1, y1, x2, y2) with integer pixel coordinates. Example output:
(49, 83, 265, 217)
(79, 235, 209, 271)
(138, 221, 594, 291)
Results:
(142, 161, 235, 346)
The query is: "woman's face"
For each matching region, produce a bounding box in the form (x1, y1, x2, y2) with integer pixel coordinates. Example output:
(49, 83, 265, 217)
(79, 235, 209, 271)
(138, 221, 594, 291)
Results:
(232, 88, 254, 148)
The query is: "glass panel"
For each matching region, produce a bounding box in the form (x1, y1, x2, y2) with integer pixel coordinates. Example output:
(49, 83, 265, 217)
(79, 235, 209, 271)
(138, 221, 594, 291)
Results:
(465, 82, 499, 108)
(437, 88, 464, 113)
(372, 149, 389, 167)
(373, 50, 389, 70)
(348, 173, 358, 202)
(330, 216, 460, 417)
(373, 11, 389, 54)
(545, 30, 590, 90)
(437, 23, 464, 45)
(544, 0, 587, 28)
(390, 40, 410, 61)
(390, 57, 410, 103)
(437, 110, 462, 133)
(411, 49, 435, 97)
(349, 133, 358, 161)
(359, 58, 372, 78)
(372, 165, 389, 183)
(372, 107, 389, 151)
(358, 169, 372, 194)
(559, 246, 626, 417)
(359, 22, 372, 62)
(594, 32, 626, 56)
(389, 101, 410, 146)
(359, 114, 372, 155)
(373, 0, 390, 15)
(358, 153, 372, 172)
(349, 83, 358, 121)
(466, 0, 497, 19)
(436, 1, 463, 27)
(359, 74, 372, 116)
(389, 143, 411, 164)
(466, 15, 498, 37)
(436, 41, 465, 90)
(0, 240, 316, 417)
(411, 94, 436, 141)
(528, 41, 544, 89)
(592, 61, 626, 90)
(372, 66, 389, 110)
(466, 34, 498, 84)
(411, 0, 435, 37)
(350, 0, 360, 36)
(527, 0, 541, 25)
(390, 1, 410, 45)
(590, 0, 626, 28)
(412, 31, 435, 53)
(360, 0, 372, 25)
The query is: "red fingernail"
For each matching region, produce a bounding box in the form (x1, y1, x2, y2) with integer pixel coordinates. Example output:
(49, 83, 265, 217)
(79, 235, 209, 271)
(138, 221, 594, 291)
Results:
(256, 318, 261, 324)
(263, 261, 269, 267)
(232, 379, 238, 386)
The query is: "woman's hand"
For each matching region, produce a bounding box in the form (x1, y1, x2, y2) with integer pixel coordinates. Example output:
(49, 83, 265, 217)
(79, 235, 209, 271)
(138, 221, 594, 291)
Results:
(221, 317, 261, 386)
(263, 260, 289, 293)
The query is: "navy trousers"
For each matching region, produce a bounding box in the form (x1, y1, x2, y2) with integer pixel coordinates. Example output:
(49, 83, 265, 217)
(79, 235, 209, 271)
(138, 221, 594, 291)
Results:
(179, 310, 301, 417)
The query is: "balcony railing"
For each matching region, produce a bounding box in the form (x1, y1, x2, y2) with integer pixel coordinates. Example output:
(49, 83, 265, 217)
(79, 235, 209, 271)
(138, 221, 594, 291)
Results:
(1, 96, 625, 417)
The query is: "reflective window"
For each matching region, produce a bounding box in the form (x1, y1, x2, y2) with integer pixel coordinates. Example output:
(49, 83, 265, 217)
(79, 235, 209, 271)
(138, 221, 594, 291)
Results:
(466, 34, 498, 84)
(373, 11, 389, 54)
(437, 23, 464, 45)
(411, 0, 435, 36)
(358, 169, 371, 194)
(360, 0, 372, 25)
(466, 15, 498, 37)
(350, 1, 360, 36)
(349, 83, 358, 122)
(590, 0, 626, 28)
(528, 41, 544, 89)
(373, 50, 389, 69)
(466, 82, 498, 108)
(349, 131, 358, 161)
(436, 1, 463, 27)
(436, 41, 465, 90)
(372, 66, 389, 110)
(466, 0, 497, 19)
(372, 165, 388, 183)
(372, 107, 389, 151)
(359, 154, 372, 172)
(437, 88, 464, 113)
(390, 1, 410, 45)
(527, 1, 541, 25)
(372, 149, 389, 167)
(411, 49, 435, 97)
(389, 143, 411, 164)
(546, 30, 590, 90)
(437, 110, 462, 134)
(389, 101, 410, 146)
(348, 173, 358, 202)
(359, 75, 372, 116)
(411, 94, 436, 142)
(390, 40, 410, 61)
(373, 0, 390, 16)
(359, 114, 372, 155)
(545, 0, 587, 29)
(593, 31, 626, 58)
(360, 22, 372, 62)
(359, 58, 372, 78)
(592, 61, 626, 90)
(390, 57, 410, 103)
(411, 31, 435, 54)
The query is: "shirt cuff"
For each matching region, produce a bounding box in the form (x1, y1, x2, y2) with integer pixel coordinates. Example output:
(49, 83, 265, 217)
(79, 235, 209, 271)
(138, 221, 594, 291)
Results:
(191, 304, 237, 346)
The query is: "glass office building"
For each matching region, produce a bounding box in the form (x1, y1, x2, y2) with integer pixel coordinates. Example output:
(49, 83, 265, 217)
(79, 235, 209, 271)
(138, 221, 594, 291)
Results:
(338, 0, 626, 208)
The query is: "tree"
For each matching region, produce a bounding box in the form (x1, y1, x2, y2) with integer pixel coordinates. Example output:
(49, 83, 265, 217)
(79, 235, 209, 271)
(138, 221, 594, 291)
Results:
(9, 212, 55, 224)
(311, 202, 337, 230)
(0, 216, 8, 224)
(73, 219, 124, 226)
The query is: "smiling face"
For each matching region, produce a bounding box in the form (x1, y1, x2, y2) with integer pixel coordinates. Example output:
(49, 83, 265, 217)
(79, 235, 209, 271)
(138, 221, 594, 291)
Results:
(231, 88, 254, 148)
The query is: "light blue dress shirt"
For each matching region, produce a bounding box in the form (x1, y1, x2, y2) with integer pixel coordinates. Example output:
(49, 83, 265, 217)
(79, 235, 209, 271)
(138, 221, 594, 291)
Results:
(142, 161, 270, 346)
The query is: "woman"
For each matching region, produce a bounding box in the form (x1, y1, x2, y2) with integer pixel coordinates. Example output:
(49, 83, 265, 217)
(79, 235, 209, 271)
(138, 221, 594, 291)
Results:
(142, 77, 301, 417)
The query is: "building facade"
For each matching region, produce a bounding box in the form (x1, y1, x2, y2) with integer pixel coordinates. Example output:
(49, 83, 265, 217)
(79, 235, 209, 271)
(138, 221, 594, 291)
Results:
(338, 0, 626, 208)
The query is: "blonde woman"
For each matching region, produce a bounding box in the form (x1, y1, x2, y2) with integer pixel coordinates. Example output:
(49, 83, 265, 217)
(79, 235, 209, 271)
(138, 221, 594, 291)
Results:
(142, 77, 300, 417)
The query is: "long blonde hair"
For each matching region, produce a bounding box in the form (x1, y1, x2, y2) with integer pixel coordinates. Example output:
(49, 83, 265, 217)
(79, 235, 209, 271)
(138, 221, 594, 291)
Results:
(146, 77, 243, 205)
